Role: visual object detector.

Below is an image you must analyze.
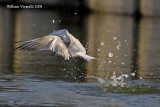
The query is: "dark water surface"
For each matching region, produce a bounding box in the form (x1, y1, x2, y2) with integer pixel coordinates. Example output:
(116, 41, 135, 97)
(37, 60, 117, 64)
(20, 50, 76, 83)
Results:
(0, 8, 160, 107)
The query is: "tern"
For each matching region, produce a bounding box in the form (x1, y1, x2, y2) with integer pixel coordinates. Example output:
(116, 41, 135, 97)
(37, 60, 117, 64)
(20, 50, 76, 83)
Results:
(15, 29, 95, 62)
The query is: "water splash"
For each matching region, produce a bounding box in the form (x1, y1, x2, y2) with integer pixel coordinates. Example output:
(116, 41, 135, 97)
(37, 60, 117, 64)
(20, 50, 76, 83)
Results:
(52, 20, 55, 23)
(87, 73, 160, 94)
(108, 52, 113, 57)
(117, 44, 121, 50)
(101, 42, 104, 45)
(108, 61, 112, 64)
(130, 72, 135, 76)
(99, 73, 128, 87)
(113, 37, 117, 40)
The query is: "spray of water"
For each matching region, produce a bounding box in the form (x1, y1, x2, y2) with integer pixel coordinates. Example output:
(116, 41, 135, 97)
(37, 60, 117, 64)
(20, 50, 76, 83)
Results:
(87, 73, 160, 94)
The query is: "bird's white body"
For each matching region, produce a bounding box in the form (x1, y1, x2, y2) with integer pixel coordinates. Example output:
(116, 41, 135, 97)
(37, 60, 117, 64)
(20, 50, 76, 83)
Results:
(16, 29, 95, 62)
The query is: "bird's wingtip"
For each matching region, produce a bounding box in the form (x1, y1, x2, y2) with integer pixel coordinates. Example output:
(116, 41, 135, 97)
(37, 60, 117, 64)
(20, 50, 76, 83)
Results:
(14, 41, 25, 43)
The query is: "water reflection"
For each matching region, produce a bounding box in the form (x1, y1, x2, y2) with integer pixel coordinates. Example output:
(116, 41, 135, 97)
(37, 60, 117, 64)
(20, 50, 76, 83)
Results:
(138, 17, 160, 80)
(0, 8, 15, 73)
(85, 13, 160, 82)
(85, 13, 135, 80)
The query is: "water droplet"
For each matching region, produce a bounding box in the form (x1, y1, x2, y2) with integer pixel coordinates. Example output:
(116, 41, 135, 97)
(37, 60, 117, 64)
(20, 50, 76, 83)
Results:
(109, 52, 113, 57)
(117, 41, 121, 50)
(117, 44, 121, 50)
(113, 71, 116, 75)
(101, 42, 104, 45)
(108, 60, 112, 63)
(113, 37, 117, 40)
(52, 20, 55, 23)
(132, 65, 134, 68)
(59, 20, 61, 22)
(122, 62, 125, 65)
(130, 73, 135, 76)
(124, 74, 129, 78)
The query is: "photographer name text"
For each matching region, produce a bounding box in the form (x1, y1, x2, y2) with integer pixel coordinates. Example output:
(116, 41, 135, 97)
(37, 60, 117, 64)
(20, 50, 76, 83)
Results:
(6, 5, 43, 9)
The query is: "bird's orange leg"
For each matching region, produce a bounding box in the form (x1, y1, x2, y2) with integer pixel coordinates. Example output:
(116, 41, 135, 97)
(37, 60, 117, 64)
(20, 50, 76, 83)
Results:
(76, 56, 84, 60)
(50, 52, 56, 56)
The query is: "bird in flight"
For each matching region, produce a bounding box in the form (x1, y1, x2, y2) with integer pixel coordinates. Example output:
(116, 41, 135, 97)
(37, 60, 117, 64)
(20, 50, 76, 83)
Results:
(15, 29, 95, 62)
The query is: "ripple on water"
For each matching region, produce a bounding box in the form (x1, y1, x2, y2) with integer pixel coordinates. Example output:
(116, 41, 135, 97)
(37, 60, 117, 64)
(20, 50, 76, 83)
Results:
(99, 81, 160, 94)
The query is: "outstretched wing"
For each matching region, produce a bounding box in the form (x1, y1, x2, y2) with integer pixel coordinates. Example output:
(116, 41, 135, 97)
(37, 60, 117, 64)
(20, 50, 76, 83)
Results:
(15, 36, 70, 60)
(67, 32, 86, 54)
(48, 29, 86, 54)
(48, 29, 71, 42)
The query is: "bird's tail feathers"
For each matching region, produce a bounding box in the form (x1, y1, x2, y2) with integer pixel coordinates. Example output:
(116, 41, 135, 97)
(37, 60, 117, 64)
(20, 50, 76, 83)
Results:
(76, 52, 96, 62)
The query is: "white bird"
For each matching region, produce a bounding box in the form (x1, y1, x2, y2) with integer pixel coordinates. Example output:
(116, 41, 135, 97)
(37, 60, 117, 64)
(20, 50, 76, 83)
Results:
(15, 29, 96, 62)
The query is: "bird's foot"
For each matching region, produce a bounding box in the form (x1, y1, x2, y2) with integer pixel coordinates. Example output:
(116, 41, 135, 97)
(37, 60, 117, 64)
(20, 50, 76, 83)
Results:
(50, 52, 56, 56)
(77, 56, 84, 60)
